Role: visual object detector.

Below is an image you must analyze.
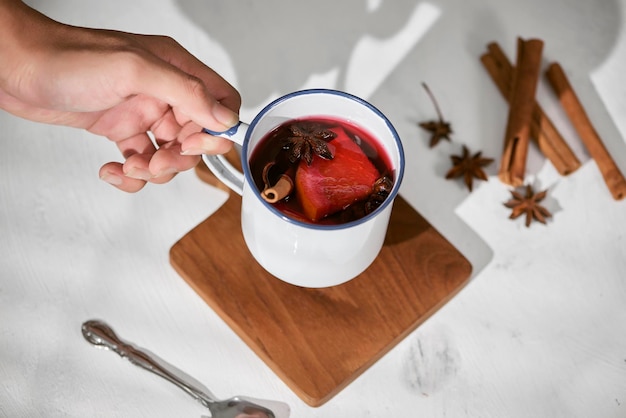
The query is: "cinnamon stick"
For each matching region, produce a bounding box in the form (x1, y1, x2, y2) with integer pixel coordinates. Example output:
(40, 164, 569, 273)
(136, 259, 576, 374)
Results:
(262, 174, 293, 203)
(498, 38, 545, 186)
(260, 162, 294, 203)
(546, 62, 626, 200)
(481, 42, 581, 175)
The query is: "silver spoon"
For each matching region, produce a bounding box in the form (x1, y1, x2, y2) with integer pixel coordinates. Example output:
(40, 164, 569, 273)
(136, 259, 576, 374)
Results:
(82, 319, 279, 418)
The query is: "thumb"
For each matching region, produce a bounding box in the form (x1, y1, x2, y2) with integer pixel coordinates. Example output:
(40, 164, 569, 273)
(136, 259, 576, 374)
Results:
(127, 54, 239, 131)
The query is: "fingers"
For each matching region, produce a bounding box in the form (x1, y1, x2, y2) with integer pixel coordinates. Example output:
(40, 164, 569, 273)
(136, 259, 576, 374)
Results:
(100, 105, 234, 191)
(100, 150, 200, 192)
(136, 34, 242, 114)
(180, 131, 233, 156)
(101, 128, 206, 191)
(124, 153, 154, 180)
(92, 32, 242, 192)
(99, 162, 147, 193)
(122, 47, 240, 133)
(152, 115, 233, 156)
(147, 141, 201, 179)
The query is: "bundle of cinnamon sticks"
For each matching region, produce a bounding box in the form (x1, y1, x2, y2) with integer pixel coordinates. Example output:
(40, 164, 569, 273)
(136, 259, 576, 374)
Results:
(480, 38, 626, 201)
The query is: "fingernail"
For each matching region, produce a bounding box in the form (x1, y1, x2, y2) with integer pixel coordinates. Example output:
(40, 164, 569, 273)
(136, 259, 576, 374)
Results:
(181, 135, 223, 155)
(155, 167, 177, 178)
(180, 147, 205, 156)
(100, 172, 123, 186)
(213, 103, 239, 129)
(125, 168, 152, 180)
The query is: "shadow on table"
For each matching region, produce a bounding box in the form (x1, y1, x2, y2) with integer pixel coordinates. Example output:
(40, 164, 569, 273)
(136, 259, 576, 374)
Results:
(174, 0, 419, 107)
(174, 0, 623, 281)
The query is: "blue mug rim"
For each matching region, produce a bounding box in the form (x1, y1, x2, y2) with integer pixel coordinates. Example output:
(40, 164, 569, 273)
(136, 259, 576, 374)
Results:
(241, 88, 405, 231)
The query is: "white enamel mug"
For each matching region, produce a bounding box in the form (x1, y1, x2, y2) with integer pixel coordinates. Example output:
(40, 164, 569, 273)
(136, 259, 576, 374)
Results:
(203, 89, 404, 288)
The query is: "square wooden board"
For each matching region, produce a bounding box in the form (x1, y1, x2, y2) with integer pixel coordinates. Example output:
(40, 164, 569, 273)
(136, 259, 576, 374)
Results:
(170, 186, 471, 406)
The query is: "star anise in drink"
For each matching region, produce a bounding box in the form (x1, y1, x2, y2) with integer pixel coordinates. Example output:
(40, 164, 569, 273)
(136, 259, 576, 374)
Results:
(282, 122, 335, 165)
(365, 174, 394, 214)
(337, 174, 394, 221)
(445, 145, 494, 191)
(419, 82, 453, 148)
(504, 184, 552, 227)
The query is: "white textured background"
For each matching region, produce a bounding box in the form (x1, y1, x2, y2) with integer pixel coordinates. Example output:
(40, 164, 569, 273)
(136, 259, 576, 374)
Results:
(1, 0, 625, 417)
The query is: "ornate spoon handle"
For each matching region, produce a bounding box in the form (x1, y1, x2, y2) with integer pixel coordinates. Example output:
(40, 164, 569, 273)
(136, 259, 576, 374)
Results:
(81, 320, 214, 409)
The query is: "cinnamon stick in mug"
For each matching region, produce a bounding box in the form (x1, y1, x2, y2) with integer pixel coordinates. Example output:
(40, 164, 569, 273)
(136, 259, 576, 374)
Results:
(546, 62, 626, 200)
(498, 38, 544, 186)
(481, 42, 581, 176)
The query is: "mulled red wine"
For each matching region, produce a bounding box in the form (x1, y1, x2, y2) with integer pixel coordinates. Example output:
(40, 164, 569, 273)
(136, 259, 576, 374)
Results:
(249, 116, 395, 225)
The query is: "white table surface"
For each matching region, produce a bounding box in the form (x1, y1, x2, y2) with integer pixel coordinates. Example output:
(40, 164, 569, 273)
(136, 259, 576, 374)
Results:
(2, 0, 625, 416)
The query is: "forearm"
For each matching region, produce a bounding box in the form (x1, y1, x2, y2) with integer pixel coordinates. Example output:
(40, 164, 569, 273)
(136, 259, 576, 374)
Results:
(0, 0, 28, 88)
(0, 1, 64, 97)
(0, 0, 100, 118)
(0, 1, 62, 46)
(0, 0, 50, 60)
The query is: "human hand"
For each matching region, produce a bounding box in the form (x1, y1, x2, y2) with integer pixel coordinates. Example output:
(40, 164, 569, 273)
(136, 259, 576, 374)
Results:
(0, 1, 240, 192)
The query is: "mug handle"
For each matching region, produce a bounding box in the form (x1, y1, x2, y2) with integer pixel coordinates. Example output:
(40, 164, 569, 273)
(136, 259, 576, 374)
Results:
(201, 122, 249, 195)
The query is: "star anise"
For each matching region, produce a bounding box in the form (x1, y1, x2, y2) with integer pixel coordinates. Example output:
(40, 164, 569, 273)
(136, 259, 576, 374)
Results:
(504, 185, 552, 227)
(445, 145, 494, 191)
(364, 174, 394, 214)
(282, 122, 335, 165)
(419, 82, 453, 148)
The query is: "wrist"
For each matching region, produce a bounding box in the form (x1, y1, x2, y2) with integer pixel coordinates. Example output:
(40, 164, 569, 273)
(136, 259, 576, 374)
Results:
(0, 1, 66, 94)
